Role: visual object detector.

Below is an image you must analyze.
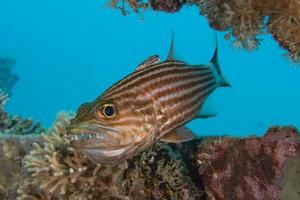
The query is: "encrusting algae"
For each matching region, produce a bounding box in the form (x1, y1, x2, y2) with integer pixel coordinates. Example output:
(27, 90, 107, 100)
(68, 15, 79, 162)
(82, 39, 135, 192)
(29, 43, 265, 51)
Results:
(109, 0, 300, 63)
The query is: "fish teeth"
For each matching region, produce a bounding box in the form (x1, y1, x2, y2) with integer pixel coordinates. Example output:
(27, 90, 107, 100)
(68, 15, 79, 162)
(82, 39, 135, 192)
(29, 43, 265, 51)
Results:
(69, 134, 79, 141)
(68, 133, 102, 141)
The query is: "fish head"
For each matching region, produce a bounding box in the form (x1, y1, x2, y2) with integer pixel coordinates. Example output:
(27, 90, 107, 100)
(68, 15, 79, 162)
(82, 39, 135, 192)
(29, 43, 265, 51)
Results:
(67, 93, 157, 165)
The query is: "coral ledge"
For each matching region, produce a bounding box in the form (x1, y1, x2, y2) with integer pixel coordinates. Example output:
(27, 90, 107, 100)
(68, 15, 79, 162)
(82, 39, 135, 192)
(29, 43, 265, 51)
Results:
(0, 91, 299, 199)
(110, 0, 300, 63)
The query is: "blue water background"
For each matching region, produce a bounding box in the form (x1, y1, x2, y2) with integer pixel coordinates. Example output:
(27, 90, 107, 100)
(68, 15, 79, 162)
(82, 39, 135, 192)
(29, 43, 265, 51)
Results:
(0, 0, 299, 136)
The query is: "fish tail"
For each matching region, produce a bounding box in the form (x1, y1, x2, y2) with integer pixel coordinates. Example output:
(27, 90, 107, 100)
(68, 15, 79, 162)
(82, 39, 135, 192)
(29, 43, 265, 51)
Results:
(209, 34, 231, 88)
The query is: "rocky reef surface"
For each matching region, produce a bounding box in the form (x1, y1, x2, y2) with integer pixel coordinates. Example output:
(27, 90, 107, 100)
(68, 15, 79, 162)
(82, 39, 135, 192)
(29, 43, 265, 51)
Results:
(109, 0, 300, 63)
(0, 90, 299, 200)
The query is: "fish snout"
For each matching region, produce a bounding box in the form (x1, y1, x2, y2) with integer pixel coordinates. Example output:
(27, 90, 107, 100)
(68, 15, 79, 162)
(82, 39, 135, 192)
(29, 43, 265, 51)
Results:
(66, 124, 131, 165)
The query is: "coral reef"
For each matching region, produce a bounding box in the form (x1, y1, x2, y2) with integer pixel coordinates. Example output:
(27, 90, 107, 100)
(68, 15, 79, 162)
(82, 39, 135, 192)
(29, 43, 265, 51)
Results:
(18, 112, 202, 200)
(108, 0, 148, 15)
(0, 136, 37, 200)
(0, 112, 300, 200)
(109, 0, 300, 62)
(280, 157, 300, 200)
(18, 111, 125, 200)
(0, 91, 44, 137)
(0, 93, 300, 199)
(149, 0, 186, 13)
(123, 143, 203, 199)
(0, 57, 18, 95)
(196, 126, 300, 200)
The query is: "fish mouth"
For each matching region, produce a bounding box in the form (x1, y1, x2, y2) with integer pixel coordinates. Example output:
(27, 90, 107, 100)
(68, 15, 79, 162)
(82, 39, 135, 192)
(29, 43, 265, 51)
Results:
(67, 127, 106, 141)
(67, 124, 124, 150)
(66, 124, 130, 165)
(68, 132, 105, 141)
(67, 123, 118, 141)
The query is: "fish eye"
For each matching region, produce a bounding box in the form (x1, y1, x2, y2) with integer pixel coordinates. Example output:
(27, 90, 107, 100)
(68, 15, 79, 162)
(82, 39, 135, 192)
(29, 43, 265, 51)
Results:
(101, 104, 117, 118)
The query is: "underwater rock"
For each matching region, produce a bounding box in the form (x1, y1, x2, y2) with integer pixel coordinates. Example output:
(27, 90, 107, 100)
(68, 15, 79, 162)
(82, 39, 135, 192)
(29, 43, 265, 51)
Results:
(149, 0, 186, 13)
(196, 126, 300, 200)
(110, 0, 300, 63)
(0, 136, 38, 200)
(0, 57, 18, 95)
(280, 157, 300, 200)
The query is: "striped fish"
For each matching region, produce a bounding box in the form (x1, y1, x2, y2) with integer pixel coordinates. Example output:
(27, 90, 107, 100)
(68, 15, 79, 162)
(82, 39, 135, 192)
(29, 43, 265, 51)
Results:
(67, 37, 230, 165)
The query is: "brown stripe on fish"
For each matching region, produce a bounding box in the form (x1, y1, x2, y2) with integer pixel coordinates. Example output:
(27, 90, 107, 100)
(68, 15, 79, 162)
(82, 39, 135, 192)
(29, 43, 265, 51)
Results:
(158, 81, 216, 135)
(159, 82, 216, 126)
(105, 63, 211, 98)
(107, 66, 212, 101)
(170, 81, 216, 119)
(147, 71, 213, 95)
(111, 71, 213, 106)
(104, 63, 188, 97)
(108, 89, 155, 115)
(110, 109, 154, 127)
(105, 67, 194, 100)
(158, 77, 216, 107)
(152, 73, 214, 102)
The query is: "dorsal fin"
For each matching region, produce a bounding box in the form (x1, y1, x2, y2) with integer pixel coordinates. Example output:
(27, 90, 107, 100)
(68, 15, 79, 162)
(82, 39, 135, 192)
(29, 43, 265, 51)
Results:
(166, 31, 175, 61)
(136, 55, 160, 71)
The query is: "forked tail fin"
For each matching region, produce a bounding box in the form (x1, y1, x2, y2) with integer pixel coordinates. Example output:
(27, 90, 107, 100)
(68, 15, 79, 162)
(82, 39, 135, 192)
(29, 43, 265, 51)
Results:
(210, 34, 231, 88)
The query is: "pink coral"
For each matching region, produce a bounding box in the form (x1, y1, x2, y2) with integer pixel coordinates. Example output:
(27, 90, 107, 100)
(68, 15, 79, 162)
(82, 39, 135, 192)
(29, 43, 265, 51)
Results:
(196, 126, 300, 200)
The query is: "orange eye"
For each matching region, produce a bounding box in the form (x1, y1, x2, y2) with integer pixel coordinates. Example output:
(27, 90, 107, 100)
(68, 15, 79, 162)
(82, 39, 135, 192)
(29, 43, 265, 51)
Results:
(101, 104, 117, 118)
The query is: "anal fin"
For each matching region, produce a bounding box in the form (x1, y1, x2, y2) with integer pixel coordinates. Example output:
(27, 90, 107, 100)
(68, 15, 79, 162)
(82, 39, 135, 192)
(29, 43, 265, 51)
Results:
(160, 126, 194, 144)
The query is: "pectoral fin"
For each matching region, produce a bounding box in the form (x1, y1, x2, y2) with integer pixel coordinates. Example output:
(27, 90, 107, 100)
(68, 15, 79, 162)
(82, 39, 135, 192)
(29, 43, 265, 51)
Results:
(160, 126, 194, 144)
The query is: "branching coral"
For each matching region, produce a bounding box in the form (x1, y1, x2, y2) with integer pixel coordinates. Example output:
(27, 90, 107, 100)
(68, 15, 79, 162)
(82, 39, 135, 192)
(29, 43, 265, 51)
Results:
(0, 90, 44, 137)
(267, 0, 300, 61)
(19, 112, 129, 200)
(108, 0, 148, 15)
(0, 136, 37, 200)
(123, 143, 203, 199)
(109, 0, 300, 62)
(0, 57, 18, 95)
(0, 91, 9, 133)
(198, 0, 266, 51)
(199, 0, 300, 61)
